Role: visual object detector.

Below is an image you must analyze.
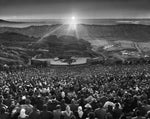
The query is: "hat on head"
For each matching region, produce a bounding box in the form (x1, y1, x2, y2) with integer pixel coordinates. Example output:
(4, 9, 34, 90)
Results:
(85, 103, 92, 108)
(56, 105, 61, 109)
(78, 106, 82, 111)
(0, 95, 4, 100)
(22, 96, 26, 100)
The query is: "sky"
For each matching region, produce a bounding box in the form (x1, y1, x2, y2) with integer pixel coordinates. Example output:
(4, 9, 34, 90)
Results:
(0, 0, 150, 19)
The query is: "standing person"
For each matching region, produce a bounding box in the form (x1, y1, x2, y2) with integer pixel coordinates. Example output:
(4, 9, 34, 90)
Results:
(36, 96, 44, 111)
(131, 110, 146, 119)
(74, 106, 86, 119)
(105, 105, 113, 119)
(113, 103, 122, 119)
(61, 99, 67, 111)
(18, 109, 29, 119)
(62, 105, 73, 119)
(84, 104, 93, 119)
(29, 105, 40, 119)
(94, 103, 107, 119)
(40, 104, 53, 119)
(87, 112, 95, 119)
(53, 105, 62, 119)
(70, 99, 79, 113)
(142, 100, 150, 116)
(0, 107, 9, 119)
(0, 97, 7, 112)
(146, 111, 150, 119)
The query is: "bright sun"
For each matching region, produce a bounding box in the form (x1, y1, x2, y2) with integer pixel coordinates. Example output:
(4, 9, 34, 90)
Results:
(72, 16, 75, 20)
(69, 16, 78, 30)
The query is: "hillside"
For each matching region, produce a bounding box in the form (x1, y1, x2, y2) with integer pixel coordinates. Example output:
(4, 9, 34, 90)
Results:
(0, 19, 12, 23)
(1, 23, 150, 66)
(0, 25, 59, 38)
(0, 32, 37, 47)
(1, 24, 150, 42)
(83, 24, 150, 42)
(0, 19, 23, 24)
(0, 32, 38, 65)
(0, 45, 31, 65)
(33, 35, 95, 57)
(0, 32, 95, 65)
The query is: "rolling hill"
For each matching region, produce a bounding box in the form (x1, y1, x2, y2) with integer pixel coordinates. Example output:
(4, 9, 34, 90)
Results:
(0, 32, 37, 47)
(1, 23, 150, 66)
(0, 19, 24, 24)
(33, 35, 95, 57)
(0, 19, 13, 23)
(0, 32, 38, 65)
(0, 25, 59, 38)
(1, 24, 150, 42)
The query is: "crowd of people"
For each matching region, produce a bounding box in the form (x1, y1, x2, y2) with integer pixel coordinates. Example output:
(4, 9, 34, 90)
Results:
(0, 64, 150, 119)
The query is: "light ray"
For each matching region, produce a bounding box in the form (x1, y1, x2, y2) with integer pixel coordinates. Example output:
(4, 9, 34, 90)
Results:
(65, 16, 80, 39)
(70, 16, 78, 30)
(37, 24, 64, 43)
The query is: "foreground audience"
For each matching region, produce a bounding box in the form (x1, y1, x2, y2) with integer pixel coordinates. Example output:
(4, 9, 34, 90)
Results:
(0, 64, 150, 119)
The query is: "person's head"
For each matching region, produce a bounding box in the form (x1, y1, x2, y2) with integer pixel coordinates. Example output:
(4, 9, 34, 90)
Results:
(0, 95, 4, 100)
(135, 110, 141, 117)
(85, 103, 92, 109)
(0, 99, 3, 104)
(88, 112, 95, 119)
(20, 108, 27, 118)
(107, 105, 113, 112)
(61, 91, 65, 98)
(0, 107, 6, 114)
(78, 106, 83, 112)
(71, 115, 76, 119)
(61, 98, 65, 103)
(137, 102, 142, 108)
(147, 111, 150, 118)
(71, 99, 75, 104)
(143, 100, 147, 105)
(120, 115, 127, 119)
(56, 105, 61, 111)
(43, 104, 48, 111)
(11, 100, 15, 105)
(66, 105, 70, 112)
(21, 96, 26, 100)
(20, 109, 26, 114)
(98, 102, 103, 108)
(115, 103, 119, 109)
(25, 99, 31, 105)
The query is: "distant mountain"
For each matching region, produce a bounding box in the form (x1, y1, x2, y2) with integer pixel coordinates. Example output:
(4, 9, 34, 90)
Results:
(0, 45, 30, 65)
(0, 24, 150, 42)
(0, 19, 24, 24)
(0, 32, 37, 47)
(0, 32, 38, 65)
(0, 25, 59, 38)
(0, 19, 11, 23)
(1, 22, 150, 65)
(33, 35, 93, 57)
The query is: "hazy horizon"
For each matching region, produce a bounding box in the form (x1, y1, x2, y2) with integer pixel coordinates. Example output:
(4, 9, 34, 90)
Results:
(0, 0, 150, 19)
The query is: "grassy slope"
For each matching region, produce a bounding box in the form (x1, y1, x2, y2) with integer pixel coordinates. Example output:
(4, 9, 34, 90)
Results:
(0, 24, 150, 42)
(1, 23, 150, 65)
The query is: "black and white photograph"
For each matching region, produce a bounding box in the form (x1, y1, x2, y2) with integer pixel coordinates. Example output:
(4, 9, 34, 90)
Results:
(0, 0, 150, 119)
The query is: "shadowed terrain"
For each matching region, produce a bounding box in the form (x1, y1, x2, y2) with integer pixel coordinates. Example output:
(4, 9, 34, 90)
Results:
(1, 21, 150, 65)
